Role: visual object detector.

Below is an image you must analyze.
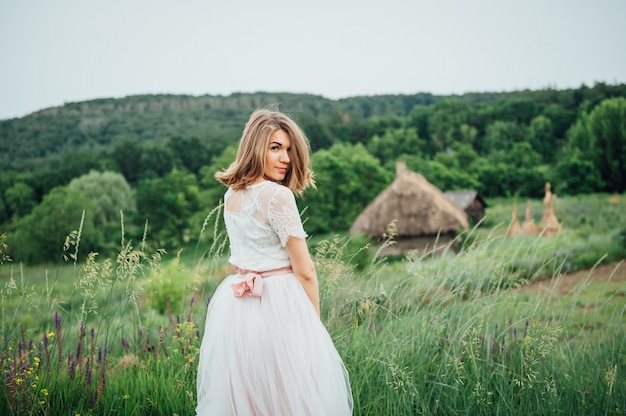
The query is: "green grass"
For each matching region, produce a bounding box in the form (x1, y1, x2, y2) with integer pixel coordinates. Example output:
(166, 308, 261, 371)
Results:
(1, 193, 625, 415)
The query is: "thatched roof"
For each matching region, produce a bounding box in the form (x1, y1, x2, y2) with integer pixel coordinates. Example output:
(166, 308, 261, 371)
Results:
(350, 167, 469, 238)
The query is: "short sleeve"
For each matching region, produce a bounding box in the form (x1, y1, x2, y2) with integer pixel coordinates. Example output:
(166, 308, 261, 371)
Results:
(268, 187, 308, 247)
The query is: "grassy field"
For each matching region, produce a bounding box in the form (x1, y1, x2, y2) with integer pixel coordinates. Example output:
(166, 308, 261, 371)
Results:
(1, 193, 625, 415)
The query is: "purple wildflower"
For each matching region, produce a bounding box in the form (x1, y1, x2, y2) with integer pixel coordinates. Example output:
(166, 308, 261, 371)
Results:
(167, 296, 174, 329)
(523, 321, 529, 338)
(68, 354, 75, 379)
(121, 338, 130, 353)
(187, 296, 195, 322)
(76, 322, 86, 365)
(55, 312, 63, 368)
(85, 360, 92, 387)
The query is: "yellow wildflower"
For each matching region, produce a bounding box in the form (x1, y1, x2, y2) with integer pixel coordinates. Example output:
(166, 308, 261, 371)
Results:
(40, 388, 49, 396)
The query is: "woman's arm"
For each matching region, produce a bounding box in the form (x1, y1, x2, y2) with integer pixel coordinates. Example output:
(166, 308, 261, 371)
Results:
(285, 237, 320, 317)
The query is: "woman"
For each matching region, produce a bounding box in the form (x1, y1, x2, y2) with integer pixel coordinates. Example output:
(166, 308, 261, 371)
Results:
(196, 109, 353, 415)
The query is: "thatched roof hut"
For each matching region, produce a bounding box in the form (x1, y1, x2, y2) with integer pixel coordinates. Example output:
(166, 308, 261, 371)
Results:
(350, 162, 469, 248)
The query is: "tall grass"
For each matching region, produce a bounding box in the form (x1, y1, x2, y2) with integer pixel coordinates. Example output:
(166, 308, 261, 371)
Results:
(317, 234, 625, 414)
(1, 195, 625, 415)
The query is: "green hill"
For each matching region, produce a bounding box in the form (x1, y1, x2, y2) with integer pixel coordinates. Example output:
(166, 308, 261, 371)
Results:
(1, 85, 625, 170)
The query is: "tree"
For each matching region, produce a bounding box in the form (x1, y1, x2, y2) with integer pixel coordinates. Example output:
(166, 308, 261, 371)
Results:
(135, 169, 200, 247)
(503, 142, 542, 168)
(406, 106, 431, 149)
(528, 115, 556, 162)
(0, 196, 8, 225)
(496, 99, 538, 125)
(113, 140, 143, 184)
(475, 163, 545, 198)
(199, 144, 238, 209)
(4, 182, 36, 219)
(167, 136, 214, 175)
(540, 103, 576, 141)
(423, 160, 480, 191)
(139, 145, 175, 180)
(69, 170, 136, 246)
(299, 116, 334, 151)
(587, 97, 626, 192)
(565, 110, 592, 152)
(564, 97, 626, 192)
(480, 121, 528, 155)
(10, 187, 99, 264)
(366, 127, 424, 165)
(554, 149, 603, 195)
(303, 144, 392, 233)
(53, 150, 104, 186)
(450, 142, 480, 171)
(429, 98, 471, 153)
(459, 124, 478, 145)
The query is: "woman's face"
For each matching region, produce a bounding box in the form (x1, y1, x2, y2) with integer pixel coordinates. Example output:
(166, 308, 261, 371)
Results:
(263, 129, 291, 182)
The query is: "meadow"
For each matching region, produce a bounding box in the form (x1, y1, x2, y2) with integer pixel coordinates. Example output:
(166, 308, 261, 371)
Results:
(1, 193, 625, 415)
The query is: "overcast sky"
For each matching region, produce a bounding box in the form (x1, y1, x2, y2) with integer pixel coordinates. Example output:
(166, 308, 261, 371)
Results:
(1, 0, 625, 120)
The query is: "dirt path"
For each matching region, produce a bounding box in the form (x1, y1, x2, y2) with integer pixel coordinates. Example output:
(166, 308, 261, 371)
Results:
(519, 260, 626, 296)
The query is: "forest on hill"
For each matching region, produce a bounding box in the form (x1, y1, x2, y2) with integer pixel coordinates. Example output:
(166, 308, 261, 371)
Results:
(0, 82, 625, 263)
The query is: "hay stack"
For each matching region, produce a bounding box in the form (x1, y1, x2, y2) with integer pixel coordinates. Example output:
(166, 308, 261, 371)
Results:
(539, 182, 561, 237)
(506, 203, 522, 237)
(521, 200, 538, 235)
(350, 162, 469, 238)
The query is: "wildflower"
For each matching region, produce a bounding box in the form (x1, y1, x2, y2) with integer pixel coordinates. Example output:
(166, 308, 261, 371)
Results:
(39, 400, 45, 405)
(47, 332, 55, 338)
(34, 357, 41, 367)
(15, 378, 22, 385)
(31, 383, 37, 389)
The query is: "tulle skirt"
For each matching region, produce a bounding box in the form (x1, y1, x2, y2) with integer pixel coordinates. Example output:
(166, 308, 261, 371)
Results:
(196, 272, 353, 416)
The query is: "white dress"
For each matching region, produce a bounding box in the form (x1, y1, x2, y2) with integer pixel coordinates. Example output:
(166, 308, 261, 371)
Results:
(196, 180, 353, 416)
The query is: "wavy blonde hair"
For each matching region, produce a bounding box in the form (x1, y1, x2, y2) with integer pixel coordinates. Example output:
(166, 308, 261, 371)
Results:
(215, 109, 315, 195)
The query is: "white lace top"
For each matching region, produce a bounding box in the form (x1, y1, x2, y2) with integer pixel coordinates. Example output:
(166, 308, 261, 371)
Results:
(223, 181, 308, 272)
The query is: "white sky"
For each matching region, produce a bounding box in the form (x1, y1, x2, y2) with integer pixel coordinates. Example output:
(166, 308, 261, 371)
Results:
(1, 0, 625, 120)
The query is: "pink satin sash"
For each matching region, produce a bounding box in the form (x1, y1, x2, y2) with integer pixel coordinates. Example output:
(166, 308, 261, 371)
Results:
(231, 266, 294, 299)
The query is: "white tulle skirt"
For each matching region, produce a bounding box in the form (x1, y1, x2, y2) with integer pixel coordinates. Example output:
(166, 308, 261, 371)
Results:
(196, 272, 353, 416)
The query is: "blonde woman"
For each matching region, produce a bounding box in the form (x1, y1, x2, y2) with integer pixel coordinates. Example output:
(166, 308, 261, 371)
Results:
(196, 109, 353, 415)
